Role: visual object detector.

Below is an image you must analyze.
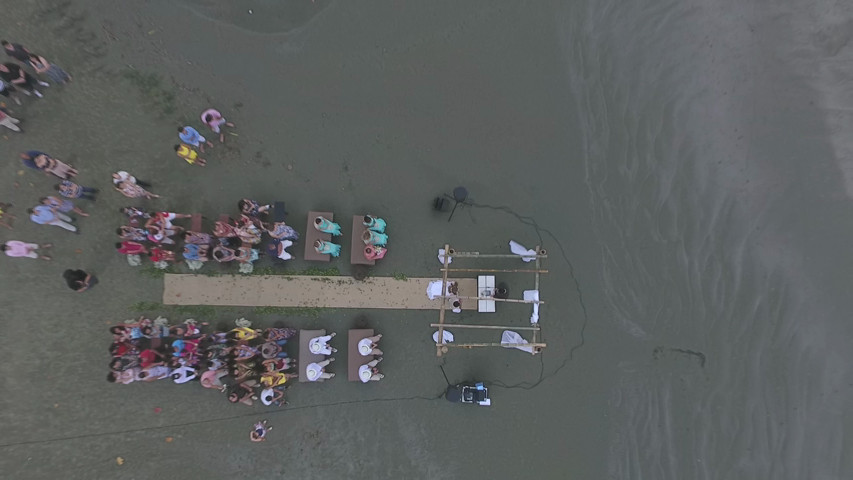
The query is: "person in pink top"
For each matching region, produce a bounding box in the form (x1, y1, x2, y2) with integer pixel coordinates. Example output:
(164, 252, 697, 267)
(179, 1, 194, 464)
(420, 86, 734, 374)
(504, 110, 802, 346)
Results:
(201, 108, 235, 143)
(1, 240, 51, 260)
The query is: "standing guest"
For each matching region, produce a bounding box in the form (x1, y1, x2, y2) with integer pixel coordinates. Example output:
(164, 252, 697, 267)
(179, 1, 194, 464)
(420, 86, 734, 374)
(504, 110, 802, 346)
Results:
(0, 105, 21, 132)
(238, 198, 270, 217)
(115, 181, 159, 199)
(0, 78, 21, 105)
(111, 171, 151, 188)
(28, 204, 77, 232)
(1, 40, 31, 63)
(1, 240, 51, 260)
(174, 144, 206, 166)
(0, 62, 45, 97)
(250, 421, 271, 442)
(0, 202, 15, 229)
(63, 269, 96, 292)
(40, 196, 89, 217)
(26, 53, 71, 85)
(178, 126, 213, 153)
(55, 180, 97, 200)
(19, 151, 77, 179)
(201, 108, 235, 143)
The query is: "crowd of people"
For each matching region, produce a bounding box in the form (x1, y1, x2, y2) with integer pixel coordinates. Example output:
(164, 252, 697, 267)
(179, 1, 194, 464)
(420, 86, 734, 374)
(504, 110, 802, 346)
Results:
(0, 40, 71, 132)
(108, 317, 297, 407)
(114, 198, 299, 271)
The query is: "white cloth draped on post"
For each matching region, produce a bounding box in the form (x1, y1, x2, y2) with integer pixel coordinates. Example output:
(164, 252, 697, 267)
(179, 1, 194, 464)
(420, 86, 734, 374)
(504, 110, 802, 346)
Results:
(426, 280, 454, 300)
(508, 240, 537, 262)
(524, 289, 540, 324)
(501, 330, 534, 354)
(437, 248, 453, 265)
(432, 330, 455, 344)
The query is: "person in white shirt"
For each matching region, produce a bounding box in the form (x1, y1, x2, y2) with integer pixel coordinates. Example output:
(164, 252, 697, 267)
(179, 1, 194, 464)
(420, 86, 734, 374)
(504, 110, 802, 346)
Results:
(357, 334, 383, 356)
(171, 365, 197, 384)
(308, 332, 336, 355)
(305, 358, 335, 382)
(260, 387, 285, 406)
(141, 365, 171, 381)
(358, 358, 384, 383)
(111, 171, 151, 187)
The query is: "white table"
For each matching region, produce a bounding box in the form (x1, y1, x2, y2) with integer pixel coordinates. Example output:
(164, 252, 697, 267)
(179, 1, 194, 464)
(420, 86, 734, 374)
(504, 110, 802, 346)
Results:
(478, 275, 496, 313)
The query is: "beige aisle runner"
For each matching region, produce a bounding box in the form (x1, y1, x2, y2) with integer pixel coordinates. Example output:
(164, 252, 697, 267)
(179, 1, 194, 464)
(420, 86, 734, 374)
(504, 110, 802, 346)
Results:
(163, 274, 477, 310)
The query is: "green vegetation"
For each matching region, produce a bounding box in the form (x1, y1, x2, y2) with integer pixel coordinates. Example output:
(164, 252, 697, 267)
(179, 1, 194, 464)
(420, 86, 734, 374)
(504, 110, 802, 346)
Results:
(250, 266, 340, 277)
(130, 301, 163, 312)
(138, 265, 177, 278)
(393, 272, 409, 281)
(121, 69, 177, 116)
(131, 302, 330, 318)
(251, 306, 330, 317)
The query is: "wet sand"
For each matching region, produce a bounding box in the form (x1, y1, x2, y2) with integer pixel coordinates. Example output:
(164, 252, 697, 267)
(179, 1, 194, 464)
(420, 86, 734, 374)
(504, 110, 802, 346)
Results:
(0, 1, 597, 479)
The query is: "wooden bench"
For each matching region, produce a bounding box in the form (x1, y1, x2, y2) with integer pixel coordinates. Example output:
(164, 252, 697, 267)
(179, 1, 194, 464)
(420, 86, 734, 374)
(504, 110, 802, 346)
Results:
(304, 210, 333, 262)
(348, 328, 375, 382)
(350, 215, 375, 266)
(298, 329, 326, 382)
(189, 213, 203, 233)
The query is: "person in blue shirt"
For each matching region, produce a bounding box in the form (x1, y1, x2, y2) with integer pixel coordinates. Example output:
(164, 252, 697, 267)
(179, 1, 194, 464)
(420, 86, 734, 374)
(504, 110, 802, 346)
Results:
(27, 204, 77, 232)
(178, 126, 213, 153)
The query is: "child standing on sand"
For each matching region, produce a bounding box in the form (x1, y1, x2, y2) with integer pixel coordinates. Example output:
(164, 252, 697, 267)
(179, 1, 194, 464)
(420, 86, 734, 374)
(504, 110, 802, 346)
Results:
(174, 144, 206, 166)
(250, 420, 271, 442)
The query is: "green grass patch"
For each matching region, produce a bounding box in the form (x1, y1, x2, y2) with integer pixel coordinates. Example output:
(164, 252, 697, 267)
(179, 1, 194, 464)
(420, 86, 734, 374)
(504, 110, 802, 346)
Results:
(130, 302, 224, 317)
(138, 265, 177, 278)
(393, 272, 408, 281)
(251, 306, 329, 317)
(121, 69, 177, 116)
(250, 266, 340, 277)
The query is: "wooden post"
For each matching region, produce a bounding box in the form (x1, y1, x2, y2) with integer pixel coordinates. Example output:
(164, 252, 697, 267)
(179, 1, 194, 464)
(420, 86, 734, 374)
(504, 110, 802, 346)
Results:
(440, 268, 549, 274)
(444, 342, 547, 350)
(435, 243, 451, 357)
(443, 252, 548, 259)
(444, 295, 545, 305)
(430, 323, 540, 331)
(533, 245, 540, 345)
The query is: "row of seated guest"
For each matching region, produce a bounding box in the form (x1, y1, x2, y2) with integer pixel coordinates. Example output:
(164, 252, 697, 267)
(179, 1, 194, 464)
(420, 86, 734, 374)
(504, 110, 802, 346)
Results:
(107, 317, 298, 407)
(114, 199, 298, 266)
(114, 208, 186, 264)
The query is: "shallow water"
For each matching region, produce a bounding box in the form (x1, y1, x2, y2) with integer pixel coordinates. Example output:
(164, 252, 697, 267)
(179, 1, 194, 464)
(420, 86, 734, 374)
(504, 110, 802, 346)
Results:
(561, 0, 853, 477)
